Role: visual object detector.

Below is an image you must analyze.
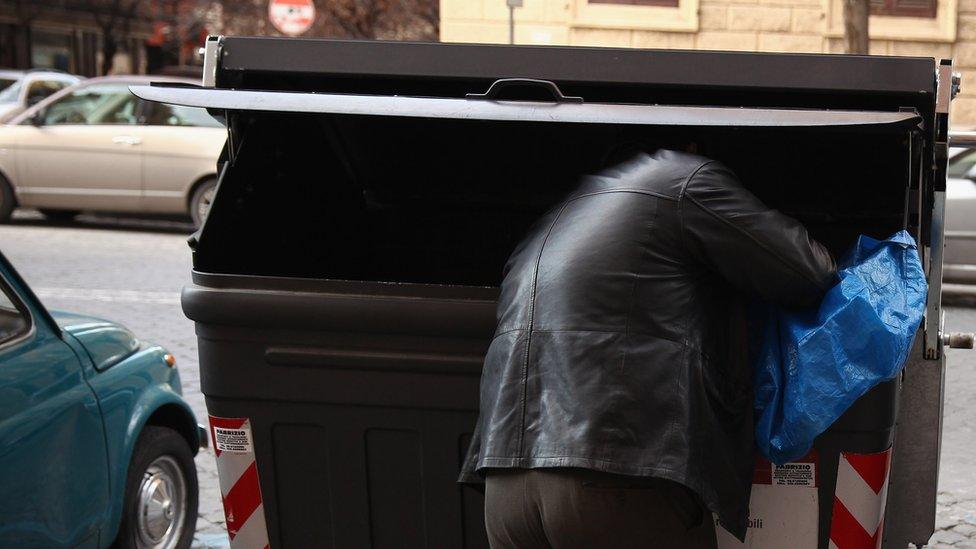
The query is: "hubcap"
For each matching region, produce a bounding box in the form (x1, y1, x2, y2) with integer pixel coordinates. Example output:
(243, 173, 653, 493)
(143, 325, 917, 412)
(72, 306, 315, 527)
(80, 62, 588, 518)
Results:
(136, 455, 187, 549)
(197, 186, 215, 223)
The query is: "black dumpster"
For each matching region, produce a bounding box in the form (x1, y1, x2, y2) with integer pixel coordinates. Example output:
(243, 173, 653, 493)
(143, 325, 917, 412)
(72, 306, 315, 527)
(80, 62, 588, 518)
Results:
(134, 37, 951, 549)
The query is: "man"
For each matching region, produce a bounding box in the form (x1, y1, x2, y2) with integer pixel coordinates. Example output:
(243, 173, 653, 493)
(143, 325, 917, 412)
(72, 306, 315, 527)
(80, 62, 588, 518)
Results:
(459, 149, 836, 548)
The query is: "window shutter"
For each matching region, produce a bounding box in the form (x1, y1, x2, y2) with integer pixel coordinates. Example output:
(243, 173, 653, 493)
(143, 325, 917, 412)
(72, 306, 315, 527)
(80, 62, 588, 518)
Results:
(869, 0, 888, 12)
(589, 0, 682, 7)
(870, 0, 936, 17)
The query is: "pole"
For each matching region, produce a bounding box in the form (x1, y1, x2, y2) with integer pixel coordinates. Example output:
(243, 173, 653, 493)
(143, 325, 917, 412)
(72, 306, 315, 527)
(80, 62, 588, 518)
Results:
(509, 5, 514, 44)
(843, 0, 869, 54)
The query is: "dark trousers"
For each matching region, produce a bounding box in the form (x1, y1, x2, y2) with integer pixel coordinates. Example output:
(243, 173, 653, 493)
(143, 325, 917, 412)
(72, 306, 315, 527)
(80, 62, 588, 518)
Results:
(485, 468, 718, 549)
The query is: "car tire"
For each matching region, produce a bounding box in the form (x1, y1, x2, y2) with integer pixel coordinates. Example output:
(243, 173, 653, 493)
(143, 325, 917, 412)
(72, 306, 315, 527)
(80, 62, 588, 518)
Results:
(38, 209, 80, 222)
(0, 175, 14, 224)
(114, 426, 198, 549)
(189, 178, 217, 229)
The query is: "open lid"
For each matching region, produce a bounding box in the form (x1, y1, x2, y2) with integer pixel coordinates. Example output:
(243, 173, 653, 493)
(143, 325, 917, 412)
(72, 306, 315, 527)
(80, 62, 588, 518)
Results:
(131, 82, 922, 130)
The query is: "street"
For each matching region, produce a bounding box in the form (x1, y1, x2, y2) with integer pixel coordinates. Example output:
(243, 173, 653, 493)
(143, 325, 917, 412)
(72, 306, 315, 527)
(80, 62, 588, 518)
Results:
(2, 210, 976, 548)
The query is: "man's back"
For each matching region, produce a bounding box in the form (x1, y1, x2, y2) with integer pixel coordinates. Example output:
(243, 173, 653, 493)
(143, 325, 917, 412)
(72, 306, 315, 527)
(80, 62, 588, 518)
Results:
(461, 149, 836, 542)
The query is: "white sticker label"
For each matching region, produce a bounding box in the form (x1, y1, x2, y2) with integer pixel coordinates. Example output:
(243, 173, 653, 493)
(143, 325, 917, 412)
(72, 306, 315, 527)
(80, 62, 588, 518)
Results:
(772, 462, 816, 487)
(716, 484, 819, 548)
(214, 425, 253, 454)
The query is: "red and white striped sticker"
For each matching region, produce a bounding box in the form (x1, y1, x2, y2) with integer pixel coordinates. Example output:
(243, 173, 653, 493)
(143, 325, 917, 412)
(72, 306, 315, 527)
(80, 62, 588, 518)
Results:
(829, 448, 892, 549)
(210, 416, 270, 549)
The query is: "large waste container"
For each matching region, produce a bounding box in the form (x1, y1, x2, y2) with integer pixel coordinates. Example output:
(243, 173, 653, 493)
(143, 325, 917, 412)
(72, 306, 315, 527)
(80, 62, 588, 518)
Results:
(134, 37, 956, 549)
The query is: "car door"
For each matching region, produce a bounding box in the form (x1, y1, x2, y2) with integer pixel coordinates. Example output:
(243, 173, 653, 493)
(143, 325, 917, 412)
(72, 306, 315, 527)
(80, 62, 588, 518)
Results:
(13, 82, 144, 212)
(140, 101, 224, 214)
(0, 254, 110, 548)
(945, 148, 976, 278)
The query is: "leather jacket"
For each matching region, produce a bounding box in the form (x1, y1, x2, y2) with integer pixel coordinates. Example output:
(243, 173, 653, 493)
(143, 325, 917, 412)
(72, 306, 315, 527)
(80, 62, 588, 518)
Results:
(459, 150, 836, 539)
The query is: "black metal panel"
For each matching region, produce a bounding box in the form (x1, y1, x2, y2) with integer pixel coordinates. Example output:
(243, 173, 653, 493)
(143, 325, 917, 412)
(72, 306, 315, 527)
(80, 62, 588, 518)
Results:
(218, 37, 936, 96)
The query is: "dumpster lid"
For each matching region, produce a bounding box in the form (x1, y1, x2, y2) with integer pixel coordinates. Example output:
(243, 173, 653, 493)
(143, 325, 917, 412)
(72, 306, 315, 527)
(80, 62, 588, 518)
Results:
(131, 84, 921, 129)
(216, 38, 936, 98)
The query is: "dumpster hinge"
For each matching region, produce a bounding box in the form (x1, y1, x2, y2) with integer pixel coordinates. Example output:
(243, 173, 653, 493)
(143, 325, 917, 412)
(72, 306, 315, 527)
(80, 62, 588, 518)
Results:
(201, 35, 222, 88)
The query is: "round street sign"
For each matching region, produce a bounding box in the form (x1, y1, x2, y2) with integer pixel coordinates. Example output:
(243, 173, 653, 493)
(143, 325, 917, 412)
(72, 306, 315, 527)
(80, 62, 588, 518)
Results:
(269, 0, 316, 36)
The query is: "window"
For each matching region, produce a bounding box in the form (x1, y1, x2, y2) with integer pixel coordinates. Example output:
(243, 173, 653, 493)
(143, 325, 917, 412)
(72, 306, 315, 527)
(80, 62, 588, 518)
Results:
(40, 84, 143, 126)
(0, 282, 28, 346)
(0, 79, 21, 103)
(0, 78, 17, 92)
(870, 0, 936, 17)
(574, 0, 698, 33)
(30, 30, 73, 72)
(146, 103, 223, 128)
(589, 0, 680, 6)
(26, 79, 70, 106)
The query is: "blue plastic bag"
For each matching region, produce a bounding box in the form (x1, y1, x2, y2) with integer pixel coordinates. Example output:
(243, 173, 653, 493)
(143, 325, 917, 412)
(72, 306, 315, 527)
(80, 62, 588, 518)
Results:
(753, 230, 927, 464)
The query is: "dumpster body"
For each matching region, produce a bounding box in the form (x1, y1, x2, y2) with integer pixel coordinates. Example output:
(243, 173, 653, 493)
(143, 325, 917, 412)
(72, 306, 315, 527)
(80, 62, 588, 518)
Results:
(135, 37, 955, 548)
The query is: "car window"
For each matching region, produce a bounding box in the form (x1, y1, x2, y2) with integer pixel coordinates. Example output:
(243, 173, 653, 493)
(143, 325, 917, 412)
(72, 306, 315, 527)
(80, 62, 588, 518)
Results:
(0, 281, 29, 346)
(0, 80, 22, 103)
(26, 79, 70, 106)
(146, 103, 222, 128)
(0, 78, 18, 92)
(949, 149, 976, 179)
(41, 84, 143, 126)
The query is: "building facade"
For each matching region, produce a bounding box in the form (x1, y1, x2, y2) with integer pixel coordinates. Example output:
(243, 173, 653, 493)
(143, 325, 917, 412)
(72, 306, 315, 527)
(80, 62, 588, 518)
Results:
(0, 1, 153, 77)
(441, 0, 976, 125)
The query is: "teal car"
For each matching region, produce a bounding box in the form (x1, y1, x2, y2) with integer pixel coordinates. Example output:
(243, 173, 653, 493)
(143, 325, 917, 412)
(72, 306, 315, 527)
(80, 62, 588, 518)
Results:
(0, 251, 203, 549)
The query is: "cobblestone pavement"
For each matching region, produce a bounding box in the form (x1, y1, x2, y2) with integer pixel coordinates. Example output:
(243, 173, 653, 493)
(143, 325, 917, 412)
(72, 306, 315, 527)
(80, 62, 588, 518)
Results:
(5, 210, 976, 547)
(931, 305, 976, 549)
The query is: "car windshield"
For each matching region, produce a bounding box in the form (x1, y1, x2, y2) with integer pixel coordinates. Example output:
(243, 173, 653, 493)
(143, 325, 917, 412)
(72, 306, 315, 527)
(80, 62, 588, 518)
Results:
(40, 83, 141, 125)
(0, 79, 22, 103)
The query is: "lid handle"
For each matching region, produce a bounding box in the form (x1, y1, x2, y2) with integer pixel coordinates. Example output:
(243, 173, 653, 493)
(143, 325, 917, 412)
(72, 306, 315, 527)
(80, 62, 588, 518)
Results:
(466, 78, 584, 103)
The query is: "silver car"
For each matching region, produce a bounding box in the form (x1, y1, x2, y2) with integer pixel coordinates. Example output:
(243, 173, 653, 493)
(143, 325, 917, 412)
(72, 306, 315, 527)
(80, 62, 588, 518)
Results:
(0, 75, 224, 227)
(947, 147, 976, 283)
(0, 70, 81, 124)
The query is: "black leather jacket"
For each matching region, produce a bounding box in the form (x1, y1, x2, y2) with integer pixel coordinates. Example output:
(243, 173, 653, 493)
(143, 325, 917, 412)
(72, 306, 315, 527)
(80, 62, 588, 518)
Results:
(459, 150, 836, 539)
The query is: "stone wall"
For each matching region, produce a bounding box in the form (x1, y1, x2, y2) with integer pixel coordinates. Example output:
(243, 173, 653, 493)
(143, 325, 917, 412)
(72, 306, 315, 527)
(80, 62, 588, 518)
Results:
(440, 0, 974, 126)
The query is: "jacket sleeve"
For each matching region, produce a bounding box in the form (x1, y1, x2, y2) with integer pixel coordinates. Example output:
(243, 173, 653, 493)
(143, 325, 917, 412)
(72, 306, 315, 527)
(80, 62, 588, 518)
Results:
(680, 161, 837, 307)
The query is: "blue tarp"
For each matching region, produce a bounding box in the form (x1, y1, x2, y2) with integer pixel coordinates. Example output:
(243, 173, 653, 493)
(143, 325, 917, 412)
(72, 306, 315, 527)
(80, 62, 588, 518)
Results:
(752, 230, 927, 464)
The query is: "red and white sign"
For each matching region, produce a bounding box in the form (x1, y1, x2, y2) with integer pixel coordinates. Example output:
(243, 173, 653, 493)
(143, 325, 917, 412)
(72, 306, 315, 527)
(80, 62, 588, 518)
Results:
(716, 447, 892, 549)
(829, 449, 892, 549)
(210, 416, 269, 549)
(269, 0, 315, 36)
(717, 452, 820, 548)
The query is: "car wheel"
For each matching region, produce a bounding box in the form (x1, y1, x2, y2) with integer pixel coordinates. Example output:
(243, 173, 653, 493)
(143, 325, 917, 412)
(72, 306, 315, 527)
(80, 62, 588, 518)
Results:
(189, 179, 217, 229)
(115, 426, 198, 549)
(38, 209, 80, 222)
(0, 175, 14, 224)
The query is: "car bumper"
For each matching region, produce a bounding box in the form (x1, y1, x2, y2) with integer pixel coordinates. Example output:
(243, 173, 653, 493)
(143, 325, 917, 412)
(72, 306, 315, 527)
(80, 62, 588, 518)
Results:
(198, 423, 210, 449)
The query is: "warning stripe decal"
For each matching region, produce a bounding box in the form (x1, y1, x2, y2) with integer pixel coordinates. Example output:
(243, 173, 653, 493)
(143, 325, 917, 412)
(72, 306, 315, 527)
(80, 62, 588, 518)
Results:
(210, 416, 271, 549)
(834, 453, 888, 534)
(829, 448, 891, 549)
(831, 494, 879, 548)
(224, 462, 263, 539)
(843, 451, 891, 494)
(215, 449, 254, 498)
